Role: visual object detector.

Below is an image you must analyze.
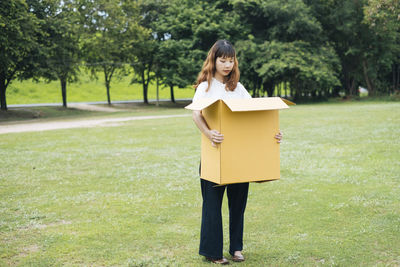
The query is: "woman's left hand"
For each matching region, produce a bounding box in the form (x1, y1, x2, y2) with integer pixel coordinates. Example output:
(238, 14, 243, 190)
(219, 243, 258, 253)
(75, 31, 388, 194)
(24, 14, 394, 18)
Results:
(275, 130, 283, 143)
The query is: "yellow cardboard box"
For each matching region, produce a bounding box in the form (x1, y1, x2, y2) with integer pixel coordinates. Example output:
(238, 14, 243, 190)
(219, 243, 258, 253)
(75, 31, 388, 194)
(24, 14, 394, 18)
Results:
(185, 97, 293, 185)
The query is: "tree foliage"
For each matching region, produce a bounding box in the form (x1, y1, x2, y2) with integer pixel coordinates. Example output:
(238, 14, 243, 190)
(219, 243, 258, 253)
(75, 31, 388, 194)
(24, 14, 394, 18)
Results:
(2, 0, 399, 110)
(80, 0, 142, 104)
(305, 0, 400, 96)
(153, 0, 245, 99)
(0, 0, 42, 110)
(233, 0, 340, 99)
(363, 0, 400, 94)
(46, 1, 81, 107)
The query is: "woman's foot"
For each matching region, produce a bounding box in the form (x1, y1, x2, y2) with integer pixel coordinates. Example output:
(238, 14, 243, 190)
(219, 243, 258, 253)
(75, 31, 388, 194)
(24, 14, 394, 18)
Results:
(232, 251, 245, 262)
(206, 256, 230, 264)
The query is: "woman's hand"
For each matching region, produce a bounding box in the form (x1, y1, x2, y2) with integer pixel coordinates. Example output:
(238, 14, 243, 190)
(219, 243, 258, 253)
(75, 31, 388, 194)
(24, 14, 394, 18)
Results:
(207, 129, 224, 147)
(275, 130, 283, 143)
(192, 111, 223, 147)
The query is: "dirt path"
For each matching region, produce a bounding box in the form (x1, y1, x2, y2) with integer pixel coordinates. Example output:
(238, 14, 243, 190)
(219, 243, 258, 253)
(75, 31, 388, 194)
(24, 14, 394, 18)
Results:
(0, 114, 191, 135)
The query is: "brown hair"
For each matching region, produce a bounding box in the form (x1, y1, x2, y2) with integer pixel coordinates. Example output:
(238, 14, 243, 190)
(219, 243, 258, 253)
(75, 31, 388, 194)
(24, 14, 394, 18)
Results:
(194, 40, 240, 92)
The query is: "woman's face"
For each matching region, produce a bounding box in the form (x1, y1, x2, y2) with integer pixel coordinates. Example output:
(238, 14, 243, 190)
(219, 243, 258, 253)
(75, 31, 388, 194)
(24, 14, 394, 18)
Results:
(215, 56, 234, 78)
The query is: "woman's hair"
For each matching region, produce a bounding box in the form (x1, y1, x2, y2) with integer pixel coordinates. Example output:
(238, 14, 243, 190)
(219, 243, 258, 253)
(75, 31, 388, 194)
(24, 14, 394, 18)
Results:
(194, 40, 240, 92)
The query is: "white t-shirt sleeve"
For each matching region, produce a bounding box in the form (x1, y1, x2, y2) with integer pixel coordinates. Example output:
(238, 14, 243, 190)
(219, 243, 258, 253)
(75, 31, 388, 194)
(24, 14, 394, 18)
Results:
(237, 82, 252, 99)
(192, 82, 208, 102)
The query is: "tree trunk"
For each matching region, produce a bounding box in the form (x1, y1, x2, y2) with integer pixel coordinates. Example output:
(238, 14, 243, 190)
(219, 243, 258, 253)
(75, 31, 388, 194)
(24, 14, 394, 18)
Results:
(156, 76, 159, 106)
(295, 90, 301, 101)
(263, 81, 274, 97)
(106, 82, 111, 105)
(278, 83, 282, 97)
(269, 85, 274, 97)
(0, 73, 7, 111)
(290, 85, 293, 99)
(104, 67, 112, 105)
(392, 64, 395, 94)
(143, 84, 148, 104)
(397, 64, 400, 91)
(349, 78, 357, 96)
(170, 85, 175, 103)
(344, 73, 351, 96)
(142, 71, 148, 104)
(311, 90, 317, 98)
(284, 82, 287, 97)
(362, 59, 375, 96)
(60, 78, 67, 108)
(341, 63, 351, 96)
(332, 86, 340, 97)
(393, 63, 400, 93)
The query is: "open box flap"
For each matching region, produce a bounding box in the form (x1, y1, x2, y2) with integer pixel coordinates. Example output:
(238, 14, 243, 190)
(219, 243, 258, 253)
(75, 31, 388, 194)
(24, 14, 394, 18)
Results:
(223, 97, 289, 111)
(185, 97, 294, 111)
(184, 98, 219, 111)
(280, 98, 296, 106)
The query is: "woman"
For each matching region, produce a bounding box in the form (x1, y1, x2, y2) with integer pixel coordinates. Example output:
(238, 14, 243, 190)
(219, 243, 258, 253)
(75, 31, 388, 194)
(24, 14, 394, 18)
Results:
(192, 40, 283, 264)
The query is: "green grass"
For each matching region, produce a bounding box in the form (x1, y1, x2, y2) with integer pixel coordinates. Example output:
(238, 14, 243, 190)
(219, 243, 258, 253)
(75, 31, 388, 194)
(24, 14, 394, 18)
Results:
(1, 101, 399, 266)
(7, 71, 195, 105)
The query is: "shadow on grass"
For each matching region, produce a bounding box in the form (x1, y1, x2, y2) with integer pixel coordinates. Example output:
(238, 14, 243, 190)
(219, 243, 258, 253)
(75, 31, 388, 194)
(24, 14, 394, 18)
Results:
(0, 100, 192, 123)
(0, 107, 98, 123)
(109, 100, 191, 110)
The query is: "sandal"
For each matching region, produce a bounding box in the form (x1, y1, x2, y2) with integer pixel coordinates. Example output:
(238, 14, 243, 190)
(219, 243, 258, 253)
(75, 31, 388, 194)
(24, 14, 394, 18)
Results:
(232, 252, 245, 262)
(206, 256, 230, 265)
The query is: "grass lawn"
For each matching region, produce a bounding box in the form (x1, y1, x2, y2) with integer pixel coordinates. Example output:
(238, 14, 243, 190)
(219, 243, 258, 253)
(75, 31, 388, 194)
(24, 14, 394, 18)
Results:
(6, 72, 195, 105)
(1, 101, 399, 266)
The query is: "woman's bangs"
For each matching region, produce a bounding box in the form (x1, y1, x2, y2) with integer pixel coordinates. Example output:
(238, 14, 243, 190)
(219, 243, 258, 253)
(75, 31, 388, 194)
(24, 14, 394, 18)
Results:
(215, 45, 235, 59)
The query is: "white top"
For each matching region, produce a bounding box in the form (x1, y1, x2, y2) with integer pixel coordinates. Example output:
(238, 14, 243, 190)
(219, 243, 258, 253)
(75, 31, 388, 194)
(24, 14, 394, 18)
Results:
(192, 78, 252, 101)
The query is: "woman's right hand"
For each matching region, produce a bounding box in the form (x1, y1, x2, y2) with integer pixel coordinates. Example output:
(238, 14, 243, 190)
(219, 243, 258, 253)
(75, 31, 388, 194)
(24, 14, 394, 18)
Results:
(207, 129, 224, 147)
(192, 111, 223, 147)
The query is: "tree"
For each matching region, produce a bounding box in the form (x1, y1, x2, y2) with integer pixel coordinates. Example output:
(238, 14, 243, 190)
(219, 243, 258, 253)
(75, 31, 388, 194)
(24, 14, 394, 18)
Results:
(0, 0, 42, 110)
(363, 0, 400, 94)
(155, 39, 196, 102)
(151, 0, 245, 100)
(235, 38, 263, 97)
(38, 0, 81, 108)
(305, 0, 399, 96)
(232, 0, 340, 98)
(255, 41, 340, 99)
(126, 0, 162, 104)
(127, 27, 155, 104)
(81, 0, 141, 105)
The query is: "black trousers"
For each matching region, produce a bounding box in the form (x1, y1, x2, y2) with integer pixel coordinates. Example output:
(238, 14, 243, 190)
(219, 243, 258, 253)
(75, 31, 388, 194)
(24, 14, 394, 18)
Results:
(199, 178, 249, 259)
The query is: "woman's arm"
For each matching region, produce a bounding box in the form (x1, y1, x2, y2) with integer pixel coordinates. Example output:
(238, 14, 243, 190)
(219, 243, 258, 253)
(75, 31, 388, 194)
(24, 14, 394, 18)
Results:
(192, 110, 224, 147)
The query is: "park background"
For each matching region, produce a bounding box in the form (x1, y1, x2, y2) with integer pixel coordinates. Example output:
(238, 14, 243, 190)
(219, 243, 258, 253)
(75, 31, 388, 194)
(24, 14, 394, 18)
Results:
(1, 0, 400, 108)
(1, 0, 400, 266)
